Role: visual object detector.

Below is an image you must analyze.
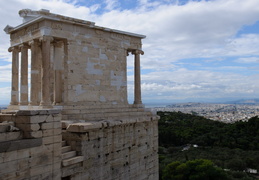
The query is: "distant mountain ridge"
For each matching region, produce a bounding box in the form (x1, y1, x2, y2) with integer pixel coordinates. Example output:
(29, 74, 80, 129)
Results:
(225, 98, 259, 104)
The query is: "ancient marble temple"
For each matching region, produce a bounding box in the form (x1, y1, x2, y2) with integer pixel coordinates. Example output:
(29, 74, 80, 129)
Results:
(0, 9, 159, 180)
(5, 9, 145, 109)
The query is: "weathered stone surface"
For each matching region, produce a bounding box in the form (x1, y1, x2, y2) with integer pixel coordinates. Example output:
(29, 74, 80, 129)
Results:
(61, 120, 74, 129)
(14, 115, 47, 124)
(62, 163, 83, 177)
(42, 128, 61, 137)
(16, 123, 40, 131)
(63, 117, 159, 180)
(42, 135, 62, 145)
(24, 131, 42, 138)
(67, 122, 103, 132)
(41, 121, 61, 129)
(0, 122, 12, 132)
(62, 156, 84, 167)
(0, 131, 23, 142)
(0, 138, 42, 153)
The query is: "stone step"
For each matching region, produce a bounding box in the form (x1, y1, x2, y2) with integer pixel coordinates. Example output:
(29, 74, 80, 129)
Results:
(62, 151, 76, 160)
(62, 156, 84, 167)
(62, 146, 71, 153)
(62, 120, 74, 129)
(62, 141, 66, 147)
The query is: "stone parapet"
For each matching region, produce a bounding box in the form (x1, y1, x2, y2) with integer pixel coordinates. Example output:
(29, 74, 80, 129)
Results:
(61, 105, 156, 122)
(64, 115, 158, 133)
(62, 115, 159, 180)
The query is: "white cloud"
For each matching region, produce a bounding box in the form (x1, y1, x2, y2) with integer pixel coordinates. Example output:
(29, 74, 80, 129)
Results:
(0, 64, 11, 82)
(104, 0, 119, 11)
(90, 0, 259, 72)
(0, 87, 10, 105)
(235, 57, 259, 63)
(137, 69, 259, 102)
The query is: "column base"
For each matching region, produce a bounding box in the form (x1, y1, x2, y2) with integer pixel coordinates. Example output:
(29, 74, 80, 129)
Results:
(39, 101, 53, 107)
(39, 105, 53, 109)
(132, 103, 145, 108)
(2, 105, 43, 113)
(19, 102, 29, 106)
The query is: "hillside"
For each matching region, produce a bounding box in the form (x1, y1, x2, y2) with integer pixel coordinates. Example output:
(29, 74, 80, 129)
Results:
(158, 111, 259, 180)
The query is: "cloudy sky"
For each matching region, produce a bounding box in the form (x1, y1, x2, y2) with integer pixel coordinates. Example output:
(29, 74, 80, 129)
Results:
(1, 0, 259, 105)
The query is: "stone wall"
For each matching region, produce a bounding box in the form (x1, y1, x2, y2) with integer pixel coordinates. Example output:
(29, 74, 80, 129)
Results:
(62, 115, 159, 180)
(0, 110, 62, 180)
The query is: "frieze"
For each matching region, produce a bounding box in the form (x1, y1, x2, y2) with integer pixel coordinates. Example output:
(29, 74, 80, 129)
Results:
(51, 22, 62, 30)
(95, 30, 104, 35)
(110, 33, 132, 40)
(11, 23, 39, 39)
(111, 33, 124, 40)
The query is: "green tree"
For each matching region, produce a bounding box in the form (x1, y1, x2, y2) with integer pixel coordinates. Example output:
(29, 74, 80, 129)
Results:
(162, 159, 229, 180)
(226, 159, 246, 171)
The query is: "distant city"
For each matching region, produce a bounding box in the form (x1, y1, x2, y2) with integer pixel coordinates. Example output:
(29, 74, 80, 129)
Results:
(153, 100, 259, 123)
(0, 105, 7, 110)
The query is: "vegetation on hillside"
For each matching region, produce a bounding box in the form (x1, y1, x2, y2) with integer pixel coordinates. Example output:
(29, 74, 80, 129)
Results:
(158, 111, 259, 180)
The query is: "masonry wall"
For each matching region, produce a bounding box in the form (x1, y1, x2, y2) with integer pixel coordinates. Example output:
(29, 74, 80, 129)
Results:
(0, 110, 62, 180)
(62, 116, 159, 180)
(52, 20, 142, 105)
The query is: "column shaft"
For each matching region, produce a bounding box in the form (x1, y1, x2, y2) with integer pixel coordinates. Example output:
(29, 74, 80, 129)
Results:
(30, 40, 41, 105)
(19, 44, 29, 105)
(10, 47, 19, 105)
(40, 36, 52, 107)
(53, 41, 64, 105)
(133, 50, 144, 105)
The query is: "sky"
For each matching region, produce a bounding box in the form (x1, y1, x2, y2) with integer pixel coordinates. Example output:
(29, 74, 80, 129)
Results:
(1, 0, 259, 105)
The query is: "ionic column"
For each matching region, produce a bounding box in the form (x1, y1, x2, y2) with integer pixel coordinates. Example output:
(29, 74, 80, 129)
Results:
(9, 46, 19, 105)
(132, 49, 144, 105)
(53, 40, 64, 105)
(29, 39, 41, 106)
(19, 44, 29, 105)
(40, 36, 53, 107)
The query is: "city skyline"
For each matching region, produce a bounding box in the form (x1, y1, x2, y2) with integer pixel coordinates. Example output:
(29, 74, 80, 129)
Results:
(1, 0, 259, 105)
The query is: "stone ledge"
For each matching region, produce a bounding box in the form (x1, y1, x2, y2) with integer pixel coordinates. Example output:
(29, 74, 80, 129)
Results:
(0, 131, 23, 142)
(66, 116, 159, 133)
(0, 122, 12, 133)
(0, 138, 42, 153)
(16, 110, 61, 116)
(2, 109, 61, 116)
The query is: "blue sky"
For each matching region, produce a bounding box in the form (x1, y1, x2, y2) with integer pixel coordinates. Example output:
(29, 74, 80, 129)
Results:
(1, 0, 259, 105)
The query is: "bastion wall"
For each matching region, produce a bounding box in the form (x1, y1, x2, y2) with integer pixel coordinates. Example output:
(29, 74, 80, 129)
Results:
(0, 109, 158, 180)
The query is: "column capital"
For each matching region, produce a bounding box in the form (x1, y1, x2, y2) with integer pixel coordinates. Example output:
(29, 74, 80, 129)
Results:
(28, 39, 40, 46)
(127, 49, 144, 56)
(52, 40, 64, 48)
(19, 43, 30, 50)
(39, 36, 54, 43)
(133, 49, 144, 55)
(8, 46, 19, 52)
